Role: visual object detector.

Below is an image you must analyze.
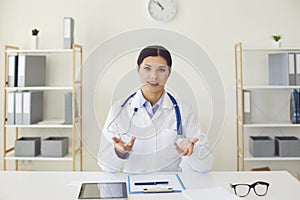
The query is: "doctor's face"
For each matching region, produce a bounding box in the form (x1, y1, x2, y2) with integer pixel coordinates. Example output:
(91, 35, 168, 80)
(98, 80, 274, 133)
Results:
(137, 56, 171, 94)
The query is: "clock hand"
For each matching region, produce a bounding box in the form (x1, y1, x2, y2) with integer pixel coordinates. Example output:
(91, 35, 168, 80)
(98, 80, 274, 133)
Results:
(153, 0, 164, 10)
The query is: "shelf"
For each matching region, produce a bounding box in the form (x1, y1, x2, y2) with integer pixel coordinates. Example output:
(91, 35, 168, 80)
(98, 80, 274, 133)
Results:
(5, 124, 72, 128)
(238, 48, 300, 52)
(4, 151, 73, 161)
(5, 86, 73, 91)
(243, 123, 300, 128)
(5, 120, 73, 128)
(242, 85, 300, 90)
(5, 49, 76, 54)
(242, 151, 300, 161)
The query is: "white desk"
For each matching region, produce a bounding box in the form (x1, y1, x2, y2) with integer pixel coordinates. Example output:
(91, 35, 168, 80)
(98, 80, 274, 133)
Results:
(0, 171, 299, 200)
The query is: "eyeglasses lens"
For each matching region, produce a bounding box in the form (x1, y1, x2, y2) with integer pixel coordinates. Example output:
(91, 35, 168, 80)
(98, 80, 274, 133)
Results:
(254, 183, 268, 196)
(235, 185, 250, 197)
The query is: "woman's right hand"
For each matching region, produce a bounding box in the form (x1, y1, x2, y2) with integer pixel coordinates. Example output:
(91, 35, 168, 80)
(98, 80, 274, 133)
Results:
(112, 136, 136, 155)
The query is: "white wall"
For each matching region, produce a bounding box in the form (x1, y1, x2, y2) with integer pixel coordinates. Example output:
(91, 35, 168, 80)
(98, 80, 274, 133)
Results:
(1, 0, 300, 171)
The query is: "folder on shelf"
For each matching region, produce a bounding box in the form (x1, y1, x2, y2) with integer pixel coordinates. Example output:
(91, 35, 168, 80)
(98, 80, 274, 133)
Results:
(6, 92, 15, 124)
(63, 17, 74, 49)
(64, 92, 78, 125)
(17, 55, 46, 87)
(64, 92, 72, 124)
(243, 90, 251, 124)
(295, 53, 300, 85)
(290, 89, 300, 124)
(15, 92, 23, 125)
(7, 55, 18, 87)
(23, 91, 44, 125)
(268, 53, 296, 86)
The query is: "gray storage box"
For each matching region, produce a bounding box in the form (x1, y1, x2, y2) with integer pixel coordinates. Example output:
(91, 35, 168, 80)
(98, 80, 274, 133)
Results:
(249, 136, 274, 157)
(15, 137, 41, 157)
(275, 136, 300, 157)
(42, 137, 69, 157)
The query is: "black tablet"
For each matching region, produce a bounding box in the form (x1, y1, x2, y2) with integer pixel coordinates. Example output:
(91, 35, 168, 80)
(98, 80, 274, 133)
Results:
(78, 182, 128, 199)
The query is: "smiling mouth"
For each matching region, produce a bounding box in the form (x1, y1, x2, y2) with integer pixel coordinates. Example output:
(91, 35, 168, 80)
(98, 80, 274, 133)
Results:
(147, 82, 159, 87)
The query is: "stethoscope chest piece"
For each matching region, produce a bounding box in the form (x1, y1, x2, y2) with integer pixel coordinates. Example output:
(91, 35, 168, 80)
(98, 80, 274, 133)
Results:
(175, 135, 184, 145)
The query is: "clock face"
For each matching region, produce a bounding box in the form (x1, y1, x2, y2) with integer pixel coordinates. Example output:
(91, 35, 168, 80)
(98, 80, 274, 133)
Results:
(148, 0, 177, 22)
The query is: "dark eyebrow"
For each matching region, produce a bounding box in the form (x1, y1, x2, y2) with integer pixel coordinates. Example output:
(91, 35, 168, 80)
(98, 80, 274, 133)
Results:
(159, 65, 167, 68)
(143, 63, 152, 67)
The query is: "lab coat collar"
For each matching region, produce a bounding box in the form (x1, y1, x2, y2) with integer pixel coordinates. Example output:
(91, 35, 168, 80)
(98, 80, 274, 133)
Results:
(130, 89, 174, 110)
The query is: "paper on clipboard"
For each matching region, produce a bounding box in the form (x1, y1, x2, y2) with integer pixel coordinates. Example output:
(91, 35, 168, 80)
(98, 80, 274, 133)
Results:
(128, 174, 186, 194)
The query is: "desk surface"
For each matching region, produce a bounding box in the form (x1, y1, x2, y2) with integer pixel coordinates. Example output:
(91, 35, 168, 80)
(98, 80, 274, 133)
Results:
(0, 171, 299, 200)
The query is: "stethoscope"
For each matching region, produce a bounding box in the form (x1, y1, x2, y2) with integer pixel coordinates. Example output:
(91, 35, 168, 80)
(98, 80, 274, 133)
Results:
(107, 92, 183, 139)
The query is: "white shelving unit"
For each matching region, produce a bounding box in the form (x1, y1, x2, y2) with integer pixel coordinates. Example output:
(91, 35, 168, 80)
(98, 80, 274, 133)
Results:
(234, 42, 300, 173)
(3, 45, 83, 171)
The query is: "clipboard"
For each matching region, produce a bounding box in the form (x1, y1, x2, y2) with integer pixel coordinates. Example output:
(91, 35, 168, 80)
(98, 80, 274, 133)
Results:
(128, 174, 186, 194)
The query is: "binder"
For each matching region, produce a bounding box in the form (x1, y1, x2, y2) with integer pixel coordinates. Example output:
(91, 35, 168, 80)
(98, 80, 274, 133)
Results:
(243, 90, 251, 124)
(64, 92, 72, 124)
(64, 92, 78, 124)
(268, 53, 296, 86)
(290, 89, 300, 124)
(15, 92, 23, 125)
(63, 17, 74, 49)
(23, 91, 43, 125)
(295, 53, 300, 85)
(7, 55, 18, 87)
(18, 55, 46, 87)
(6, 92, 15, 124)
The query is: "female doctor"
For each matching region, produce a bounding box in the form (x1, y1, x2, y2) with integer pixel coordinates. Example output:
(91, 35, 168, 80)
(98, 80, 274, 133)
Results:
(97, 45, 213, 173)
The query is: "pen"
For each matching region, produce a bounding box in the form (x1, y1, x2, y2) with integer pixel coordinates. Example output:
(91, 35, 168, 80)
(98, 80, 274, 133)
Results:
(134, 181, 169, 186)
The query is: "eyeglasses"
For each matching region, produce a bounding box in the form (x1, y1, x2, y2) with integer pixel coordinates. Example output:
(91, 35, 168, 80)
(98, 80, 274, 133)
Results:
(230, 181, 270, 197)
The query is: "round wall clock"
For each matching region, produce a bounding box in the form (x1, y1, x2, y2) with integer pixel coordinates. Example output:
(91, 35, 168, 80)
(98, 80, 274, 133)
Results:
(148, 0, 177, 22)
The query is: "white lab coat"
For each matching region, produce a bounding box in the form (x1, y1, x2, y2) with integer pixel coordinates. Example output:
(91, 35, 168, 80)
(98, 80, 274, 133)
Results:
(97, 90, 213, 173)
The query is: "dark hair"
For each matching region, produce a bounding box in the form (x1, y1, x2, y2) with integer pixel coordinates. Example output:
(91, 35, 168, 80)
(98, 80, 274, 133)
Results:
(137, 45, 172, 67)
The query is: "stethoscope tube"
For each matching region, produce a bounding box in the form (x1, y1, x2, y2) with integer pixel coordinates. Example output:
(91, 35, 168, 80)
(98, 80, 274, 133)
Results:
(166, 92, 183, 138)
(107, 92, 183, 137)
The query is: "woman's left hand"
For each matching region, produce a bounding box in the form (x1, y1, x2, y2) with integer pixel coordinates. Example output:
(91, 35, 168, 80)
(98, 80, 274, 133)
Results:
(174, 137, 199, 156)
